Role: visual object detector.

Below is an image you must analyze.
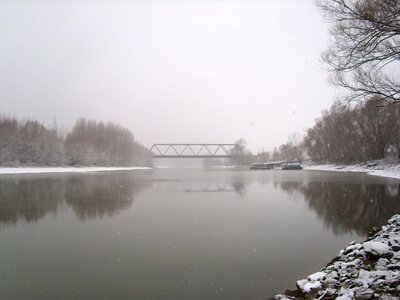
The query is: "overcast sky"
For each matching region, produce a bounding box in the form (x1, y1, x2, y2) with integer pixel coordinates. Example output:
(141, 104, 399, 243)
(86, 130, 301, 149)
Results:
(0, 0, 337, 152)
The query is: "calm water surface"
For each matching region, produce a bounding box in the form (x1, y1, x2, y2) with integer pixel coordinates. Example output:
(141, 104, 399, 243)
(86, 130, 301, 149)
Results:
(0, 168, 399, 299)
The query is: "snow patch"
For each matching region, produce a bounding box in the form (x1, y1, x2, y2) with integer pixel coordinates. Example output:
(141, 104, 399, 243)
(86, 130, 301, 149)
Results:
(305, 162, 400, 180)
(0, 167, 151, 175)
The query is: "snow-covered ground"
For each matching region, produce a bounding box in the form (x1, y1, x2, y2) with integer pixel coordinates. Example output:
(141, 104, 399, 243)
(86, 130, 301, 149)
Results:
(0, 166, 151, 174)
(274, 214, 400, 299)
(305, 162, 400, 180)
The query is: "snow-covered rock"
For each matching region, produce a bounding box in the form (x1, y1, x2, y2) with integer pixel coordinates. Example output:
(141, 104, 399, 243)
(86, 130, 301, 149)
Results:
(363, 241, 391, 256)
(273, 214, 400, 299)
(301, 281, 321, 293)
(307, 271, 326, 281)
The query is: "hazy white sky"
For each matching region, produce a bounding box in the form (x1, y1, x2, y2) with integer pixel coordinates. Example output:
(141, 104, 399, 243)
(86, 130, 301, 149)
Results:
(0, 0, 336, 152)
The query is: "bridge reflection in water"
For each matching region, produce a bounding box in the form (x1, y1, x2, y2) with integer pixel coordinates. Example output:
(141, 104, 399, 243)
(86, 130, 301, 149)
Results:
(150, 180, 237, 193)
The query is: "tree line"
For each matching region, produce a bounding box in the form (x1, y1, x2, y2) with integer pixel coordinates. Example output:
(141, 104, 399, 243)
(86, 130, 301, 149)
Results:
(272, 98, 400, 164)
(0, 116, 152, 167)
(272, 0, 400, 165)
(219, 97, 400, 166)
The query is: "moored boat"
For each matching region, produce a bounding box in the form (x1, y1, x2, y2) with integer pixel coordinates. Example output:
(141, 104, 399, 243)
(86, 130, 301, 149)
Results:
(282, 161, 303, 170)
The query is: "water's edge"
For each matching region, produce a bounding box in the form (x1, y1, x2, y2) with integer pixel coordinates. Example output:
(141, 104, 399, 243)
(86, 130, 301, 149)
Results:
(272, 214, 400, 299)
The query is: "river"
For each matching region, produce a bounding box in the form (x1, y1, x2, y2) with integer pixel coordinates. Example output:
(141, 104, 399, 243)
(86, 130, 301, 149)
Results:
(0, 168, 399, 299)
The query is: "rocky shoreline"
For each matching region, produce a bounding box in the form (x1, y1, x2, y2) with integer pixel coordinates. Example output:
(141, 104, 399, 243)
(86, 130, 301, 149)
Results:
(273, 214, 400, 299)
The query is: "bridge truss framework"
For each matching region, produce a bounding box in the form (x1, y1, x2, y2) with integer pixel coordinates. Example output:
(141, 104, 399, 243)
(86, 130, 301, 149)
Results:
(150, 144, 238, 158)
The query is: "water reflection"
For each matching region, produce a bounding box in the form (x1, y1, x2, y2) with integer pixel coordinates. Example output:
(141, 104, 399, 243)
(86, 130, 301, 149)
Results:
(0, 177, 65, 225)
(277, 178, 400, 236)
(231, 180, 246, 196)
(1, 170, 399, 300)
(137, 170, 400, 237)
(64, 174, 149, 220)
(0, 173, 150, 226)
(150, 179, 246, 195)
(0, 170, 399, 237)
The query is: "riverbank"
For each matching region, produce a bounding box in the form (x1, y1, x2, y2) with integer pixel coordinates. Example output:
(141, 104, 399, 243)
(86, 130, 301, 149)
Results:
(0, 166, 151, 174)
(304, 161, 400, 180)
(273, 214, 400, 299)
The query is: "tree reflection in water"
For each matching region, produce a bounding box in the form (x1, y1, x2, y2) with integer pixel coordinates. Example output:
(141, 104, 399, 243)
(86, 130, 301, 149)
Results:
(0, 173, 150, 226)
(0, 176, 65, 225)
(0, 170, 398, 237)
(278, 180, 400, 236)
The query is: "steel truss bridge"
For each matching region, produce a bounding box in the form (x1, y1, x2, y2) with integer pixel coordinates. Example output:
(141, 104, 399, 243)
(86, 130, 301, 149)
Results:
(150, 144, 238, 158)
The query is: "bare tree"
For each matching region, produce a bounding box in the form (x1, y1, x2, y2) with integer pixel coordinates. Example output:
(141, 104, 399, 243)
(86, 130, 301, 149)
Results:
(317, 0, 400, 104)
(302, 99, 400, 163)
(304, 102, 364, 163)
(276, 133, 305, 163)
(229, 139, 253, 166)
(64, 119, 134, 166)
(272, 147, 280, 161)
(64, 119, 152, 167)
(0, 116, 151, 167)
(356, 97, 400, 159)
(0, 117, 19, 165)
(255, 150, 270, 163)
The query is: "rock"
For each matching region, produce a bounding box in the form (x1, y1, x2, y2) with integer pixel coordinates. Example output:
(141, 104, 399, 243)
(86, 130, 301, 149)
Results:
(354, 287, 374, 298)
(273, 294, 294, 300)
(391, 245, 400, 252)
(296, 279, 322, 293)
(296, 279, 308, 291)
(273, 214, 400, 299)
(363, 241, 390, 256)
(377, 258, 390, 268)
(336, 294, 353, 300)
(387, 263, 400, 270)
(308, 271, 326, 281)
(303, 281, 322, 293)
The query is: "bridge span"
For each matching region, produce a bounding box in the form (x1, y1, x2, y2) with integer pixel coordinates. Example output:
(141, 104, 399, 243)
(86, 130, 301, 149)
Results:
(150, 144, 238, 158)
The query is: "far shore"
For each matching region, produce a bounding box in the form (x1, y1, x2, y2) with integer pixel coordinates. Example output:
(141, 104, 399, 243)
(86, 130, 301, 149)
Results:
(304, 161, 400, 180)
(2, 163, 400, 180)
(0, 166, 152, 175)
